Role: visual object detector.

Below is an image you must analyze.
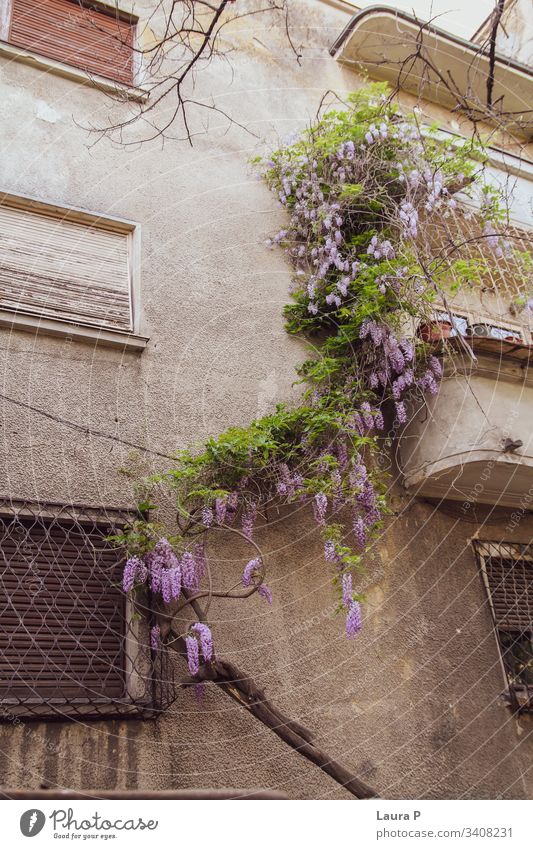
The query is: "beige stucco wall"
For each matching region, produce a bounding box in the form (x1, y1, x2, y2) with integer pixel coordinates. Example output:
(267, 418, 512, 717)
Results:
(0, 0, 531, 799)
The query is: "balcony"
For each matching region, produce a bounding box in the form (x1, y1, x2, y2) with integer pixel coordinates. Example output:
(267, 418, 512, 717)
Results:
(400, 337, 533, 507)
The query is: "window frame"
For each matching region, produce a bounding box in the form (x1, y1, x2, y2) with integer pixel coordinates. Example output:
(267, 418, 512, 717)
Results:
(429, 308, 528, 343)
(474, 540, 533, 714)
(0, 0, 148, 99)
(0, 498, 161, 721)
(0, 189, 147, 352)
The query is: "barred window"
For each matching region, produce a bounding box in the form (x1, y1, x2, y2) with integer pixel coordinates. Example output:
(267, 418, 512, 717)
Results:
(475, 541, 533, 713)
(0, 499, 174, 720)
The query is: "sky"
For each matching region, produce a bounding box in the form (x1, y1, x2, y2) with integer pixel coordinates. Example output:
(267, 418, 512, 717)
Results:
(350, 1, 497, 41)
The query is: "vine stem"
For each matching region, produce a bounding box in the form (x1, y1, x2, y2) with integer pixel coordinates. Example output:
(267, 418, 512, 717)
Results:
(164, 586, 378, 798)
(171, 522, 267, 616)
(168, 637, 379, 800)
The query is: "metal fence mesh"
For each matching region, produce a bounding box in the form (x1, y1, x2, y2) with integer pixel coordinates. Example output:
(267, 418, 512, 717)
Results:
(430, 208, 533, 306)
(0, 497, 176, 721)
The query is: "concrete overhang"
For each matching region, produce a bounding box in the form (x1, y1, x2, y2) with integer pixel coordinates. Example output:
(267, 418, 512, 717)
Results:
(330, 5, 533, 139)
(399, 341, 533, 509)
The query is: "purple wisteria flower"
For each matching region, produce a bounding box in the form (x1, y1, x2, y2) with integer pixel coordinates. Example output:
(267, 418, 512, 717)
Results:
(395, 401, 407, 424)
(161, 569, 172, 604)
(147, 538, 180, 594)
(357, 479, 376, 513)
(191, 622, 214, 662)
(313, 492, 328, 525)
(136, 560, 148, 583)
(258, 584, 273, 604)
(346, 601, 362, 638)
(193, 543, 206, 582)
(429, 355, 443, 377)
(324, 540, 341, 564)
(242, 557, 261, 587)
(337, 442, 348, 471)
(215, 497, 227, 524)
(169, 564, 182, 599)
(122, 556, 142, 593)
(150, 624, 160, 651)
(418, 369, 439, 395)
(150, 558, 162, 594)
(353, 515, 366, 549)
(225, 491, 239, 525)
(181, 550, 199, 591)
(342, 573, 352, 607)
(242, 503, 257, 540)
(185, 635, 200, 676)
(360, 402, 374, 430)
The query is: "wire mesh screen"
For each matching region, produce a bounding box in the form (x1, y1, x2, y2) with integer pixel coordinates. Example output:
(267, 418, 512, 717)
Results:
(429, 207, 533, 305)
(475, 540, 533, 714)
(0, 497, 175, 721)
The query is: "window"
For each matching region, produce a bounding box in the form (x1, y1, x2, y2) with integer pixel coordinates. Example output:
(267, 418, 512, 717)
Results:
(0, 193, 141, 338)
(5, 0, 136, 86)
(475, 541, 533, 713)
(0, 499, 173, 719)
(431, 310, 526, 342)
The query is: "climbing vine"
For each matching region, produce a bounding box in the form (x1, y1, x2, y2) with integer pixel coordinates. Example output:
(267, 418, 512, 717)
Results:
(117, 84, 516, 676)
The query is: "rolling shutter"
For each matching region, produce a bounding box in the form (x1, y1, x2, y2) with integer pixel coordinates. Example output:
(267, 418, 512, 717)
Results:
(0, 517, 125, 701)
(484, 557, 533, 632)
(0, 202, 133, 331)
(9, 0, 135, 86)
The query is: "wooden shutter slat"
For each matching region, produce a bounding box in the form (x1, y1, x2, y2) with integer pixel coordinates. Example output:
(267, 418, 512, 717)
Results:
(0, 516, 126, 701)
(9, 0, 135, 86)
(0, 204, 132, 331)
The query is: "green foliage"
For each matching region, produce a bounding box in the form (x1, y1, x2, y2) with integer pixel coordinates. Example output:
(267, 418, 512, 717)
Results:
(121, 84, 521, 635)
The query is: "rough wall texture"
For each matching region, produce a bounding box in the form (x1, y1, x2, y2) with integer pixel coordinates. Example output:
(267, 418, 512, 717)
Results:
(0, 0, 531, 799)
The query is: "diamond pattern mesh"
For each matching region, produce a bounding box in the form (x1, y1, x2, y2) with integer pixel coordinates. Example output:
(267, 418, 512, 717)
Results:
(429, 208, 533, 305)
(0, 497, 175, 720)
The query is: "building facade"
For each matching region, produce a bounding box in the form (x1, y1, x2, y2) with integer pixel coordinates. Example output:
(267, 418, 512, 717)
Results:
(0, 0, 531, 799)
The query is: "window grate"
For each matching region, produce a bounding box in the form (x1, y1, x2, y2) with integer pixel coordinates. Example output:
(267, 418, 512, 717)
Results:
(474, 540, 533, 713)
(0, 497, 176, 721)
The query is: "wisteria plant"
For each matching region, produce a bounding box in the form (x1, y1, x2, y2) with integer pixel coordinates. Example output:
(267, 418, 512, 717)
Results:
(117, 83, 514, 698)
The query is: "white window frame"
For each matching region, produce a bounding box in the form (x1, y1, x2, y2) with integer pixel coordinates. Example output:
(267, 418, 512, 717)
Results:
(0, 0, 148, 101)
(0, 190, 147, 352)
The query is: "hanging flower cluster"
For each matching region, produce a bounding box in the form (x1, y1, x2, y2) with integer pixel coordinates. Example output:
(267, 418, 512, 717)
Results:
(122, 537, 206, 600)
(118, 84, 511, 667)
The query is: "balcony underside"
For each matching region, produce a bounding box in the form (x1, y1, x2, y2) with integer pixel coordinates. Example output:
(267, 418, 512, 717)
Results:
(403, 450, 533, 508)
(400, 344, 533, 508)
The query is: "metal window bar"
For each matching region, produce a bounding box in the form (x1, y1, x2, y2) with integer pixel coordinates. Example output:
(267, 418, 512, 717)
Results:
(474, 540, 533, 713)
(0, 496, 175, 721)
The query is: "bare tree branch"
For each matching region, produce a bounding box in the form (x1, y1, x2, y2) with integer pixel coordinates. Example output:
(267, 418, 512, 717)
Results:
(83, 0, 299, 145)
(487, 0, 506, 108)
(173, 646, 379, 799)
(193, 657, 379, 799)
